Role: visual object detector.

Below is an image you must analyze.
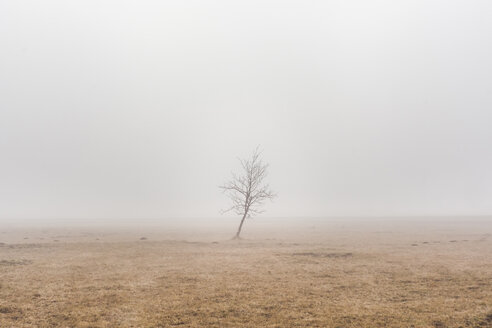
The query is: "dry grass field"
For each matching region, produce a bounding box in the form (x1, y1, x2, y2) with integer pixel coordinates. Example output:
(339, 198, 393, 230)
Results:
(0, 218, 491, 327)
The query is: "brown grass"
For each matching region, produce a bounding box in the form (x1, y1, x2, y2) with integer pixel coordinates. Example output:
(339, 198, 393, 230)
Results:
(0, 219, 491, 327)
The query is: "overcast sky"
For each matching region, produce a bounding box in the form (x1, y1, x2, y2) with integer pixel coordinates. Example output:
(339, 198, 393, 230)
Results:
(1, 0, 491, 221)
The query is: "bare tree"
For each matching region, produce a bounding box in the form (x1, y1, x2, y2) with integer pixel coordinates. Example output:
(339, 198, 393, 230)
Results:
(220, 147, 276, 239)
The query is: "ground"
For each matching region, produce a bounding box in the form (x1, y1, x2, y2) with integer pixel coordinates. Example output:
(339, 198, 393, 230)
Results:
(0, 218, 491, 327)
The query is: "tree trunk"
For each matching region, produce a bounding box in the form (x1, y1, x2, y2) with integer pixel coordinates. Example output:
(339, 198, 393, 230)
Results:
(234, 212, 248, 239)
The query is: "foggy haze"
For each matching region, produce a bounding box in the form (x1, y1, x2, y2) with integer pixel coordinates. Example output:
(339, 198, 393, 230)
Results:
(1, 0, 491, 221)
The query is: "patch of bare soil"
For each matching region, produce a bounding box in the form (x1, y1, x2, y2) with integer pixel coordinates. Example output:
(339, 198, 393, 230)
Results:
(291, 252, 353, 258)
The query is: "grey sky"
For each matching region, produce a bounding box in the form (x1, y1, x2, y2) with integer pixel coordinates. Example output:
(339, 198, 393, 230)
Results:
(1, 0, 491, 220)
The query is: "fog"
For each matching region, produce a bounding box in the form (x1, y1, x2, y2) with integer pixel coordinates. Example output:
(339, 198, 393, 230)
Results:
(1, 0, 491, 222)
